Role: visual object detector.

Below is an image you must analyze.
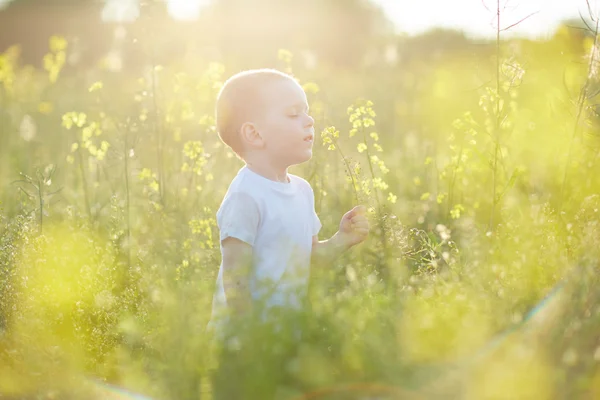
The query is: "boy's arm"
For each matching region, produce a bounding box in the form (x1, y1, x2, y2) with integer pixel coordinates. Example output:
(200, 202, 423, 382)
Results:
(311, 232, 351, 265)
(221, 237, 254, 318)
(311, 205, 369, 264)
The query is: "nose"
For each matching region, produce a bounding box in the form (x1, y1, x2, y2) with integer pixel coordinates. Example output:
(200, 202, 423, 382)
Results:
(305, 114, 315, 128)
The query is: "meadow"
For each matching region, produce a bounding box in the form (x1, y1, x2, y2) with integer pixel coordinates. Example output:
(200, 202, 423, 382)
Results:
(1, 3, 600, 399)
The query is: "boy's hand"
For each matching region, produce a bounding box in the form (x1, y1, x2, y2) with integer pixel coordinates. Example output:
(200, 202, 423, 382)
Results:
(338, 205, 369, 248)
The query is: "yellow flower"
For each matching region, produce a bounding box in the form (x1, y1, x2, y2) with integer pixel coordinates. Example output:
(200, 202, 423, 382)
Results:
(88, 81, 103, 92)
(302, 82, 320, 95)
(278, 49, 293, 64)
(49, 36, 67, 53)
(38, 102, 54, 115)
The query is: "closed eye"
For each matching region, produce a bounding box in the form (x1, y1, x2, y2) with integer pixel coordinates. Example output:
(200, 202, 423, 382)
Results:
(287, 104, 309, 118)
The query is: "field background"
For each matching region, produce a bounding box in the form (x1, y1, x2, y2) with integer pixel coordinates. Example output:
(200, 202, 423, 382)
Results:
(1, 0, 600, 399)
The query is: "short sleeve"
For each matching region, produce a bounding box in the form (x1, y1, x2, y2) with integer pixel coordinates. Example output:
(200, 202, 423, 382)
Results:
(216, 192, 260, 246)
(311, 209, 322, 236)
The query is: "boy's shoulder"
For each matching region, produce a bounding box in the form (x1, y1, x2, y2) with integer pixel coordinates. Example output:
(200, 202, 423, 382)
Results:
(226, 166, 253, 191)
(288, 173, 313, 192)
(217, 168, 258, 206)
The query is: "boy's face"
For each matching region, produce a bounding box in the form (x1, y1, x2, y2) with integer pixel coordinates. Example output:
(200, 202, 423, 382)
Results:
(253, 78, 315, 167)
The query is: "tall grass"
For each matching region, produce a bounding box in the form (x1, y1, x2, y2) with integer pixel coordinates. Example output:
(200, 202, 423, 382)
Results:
(1, 8, 600, 399)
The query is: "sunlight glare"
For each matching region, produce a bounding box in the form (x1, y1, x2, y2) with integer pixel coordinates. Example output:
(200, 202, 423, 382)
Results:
(373, 0, 581, 38)
(167, 0, 209, 21)
(101, 0, 139, 23)
(0, 0, 13, 10)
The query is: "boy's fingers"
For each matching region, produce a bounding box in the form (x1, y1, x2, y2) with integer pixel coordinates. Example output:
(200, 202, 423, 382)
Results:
(354, 205, 367, 215)
(352, 223, 369, 231)
(350, 219, 369, 228)
(351, 218, 369, 226)
(347, 205, 367, 219)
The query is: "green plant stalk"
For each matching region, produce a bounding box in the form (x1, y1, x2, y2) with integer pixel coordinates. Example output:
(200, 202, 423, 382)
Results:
(151, 60, 165, 207)
(123, 125, 132, 272)
(362, 129, 382, 213)
(448, 144, 465, 219)
(432, 142, 441, 214)
(489, 0, 502, 231)
(0, 86, 19, 215)
(332, 136, 360, 204)
(560, 17, 600, 210)
(361, 127, 389, 274)
(76, 146, 93, 222)
(101, 162, 118, 197)
(0, 88, 7, 209)
(313, 99, 327, 213)
(37, 180, 43, 235)
(97, 95, 133, 271)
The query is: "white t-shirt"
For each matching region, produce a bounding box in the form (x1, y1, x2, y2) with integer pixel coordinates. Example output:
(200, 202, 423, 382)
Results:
(209, 165, 322, 326)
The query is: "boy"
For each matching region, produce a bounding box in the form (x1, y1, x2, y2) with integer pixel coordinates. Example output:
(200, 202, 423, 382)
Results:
(209, 68, 370, 332)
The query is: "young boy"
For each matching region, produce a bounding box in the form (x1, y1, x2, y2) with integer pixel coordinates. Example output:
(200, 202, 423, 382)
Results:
(209, 68, 370, 332)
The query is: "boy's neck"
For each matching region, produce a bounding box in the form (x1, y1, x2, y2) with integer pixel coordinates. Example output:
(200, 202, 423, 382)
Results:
(245, 159, 290, 183)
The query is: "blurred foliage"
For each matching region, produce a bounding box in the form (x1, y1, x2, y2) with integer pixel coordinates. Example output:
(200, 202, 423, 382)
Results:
(1, 1, 600, 399)
(0, 0, 392, 70)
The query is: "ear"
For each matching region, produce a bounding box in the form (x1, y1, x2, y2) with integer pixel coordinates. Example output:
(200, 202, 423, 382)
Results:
(240, 122, 264, 149)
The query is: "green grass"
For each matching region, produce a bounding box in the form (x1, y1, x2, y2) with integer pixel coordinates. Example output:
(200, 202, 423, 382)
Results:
(1, 23, 600, 399)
